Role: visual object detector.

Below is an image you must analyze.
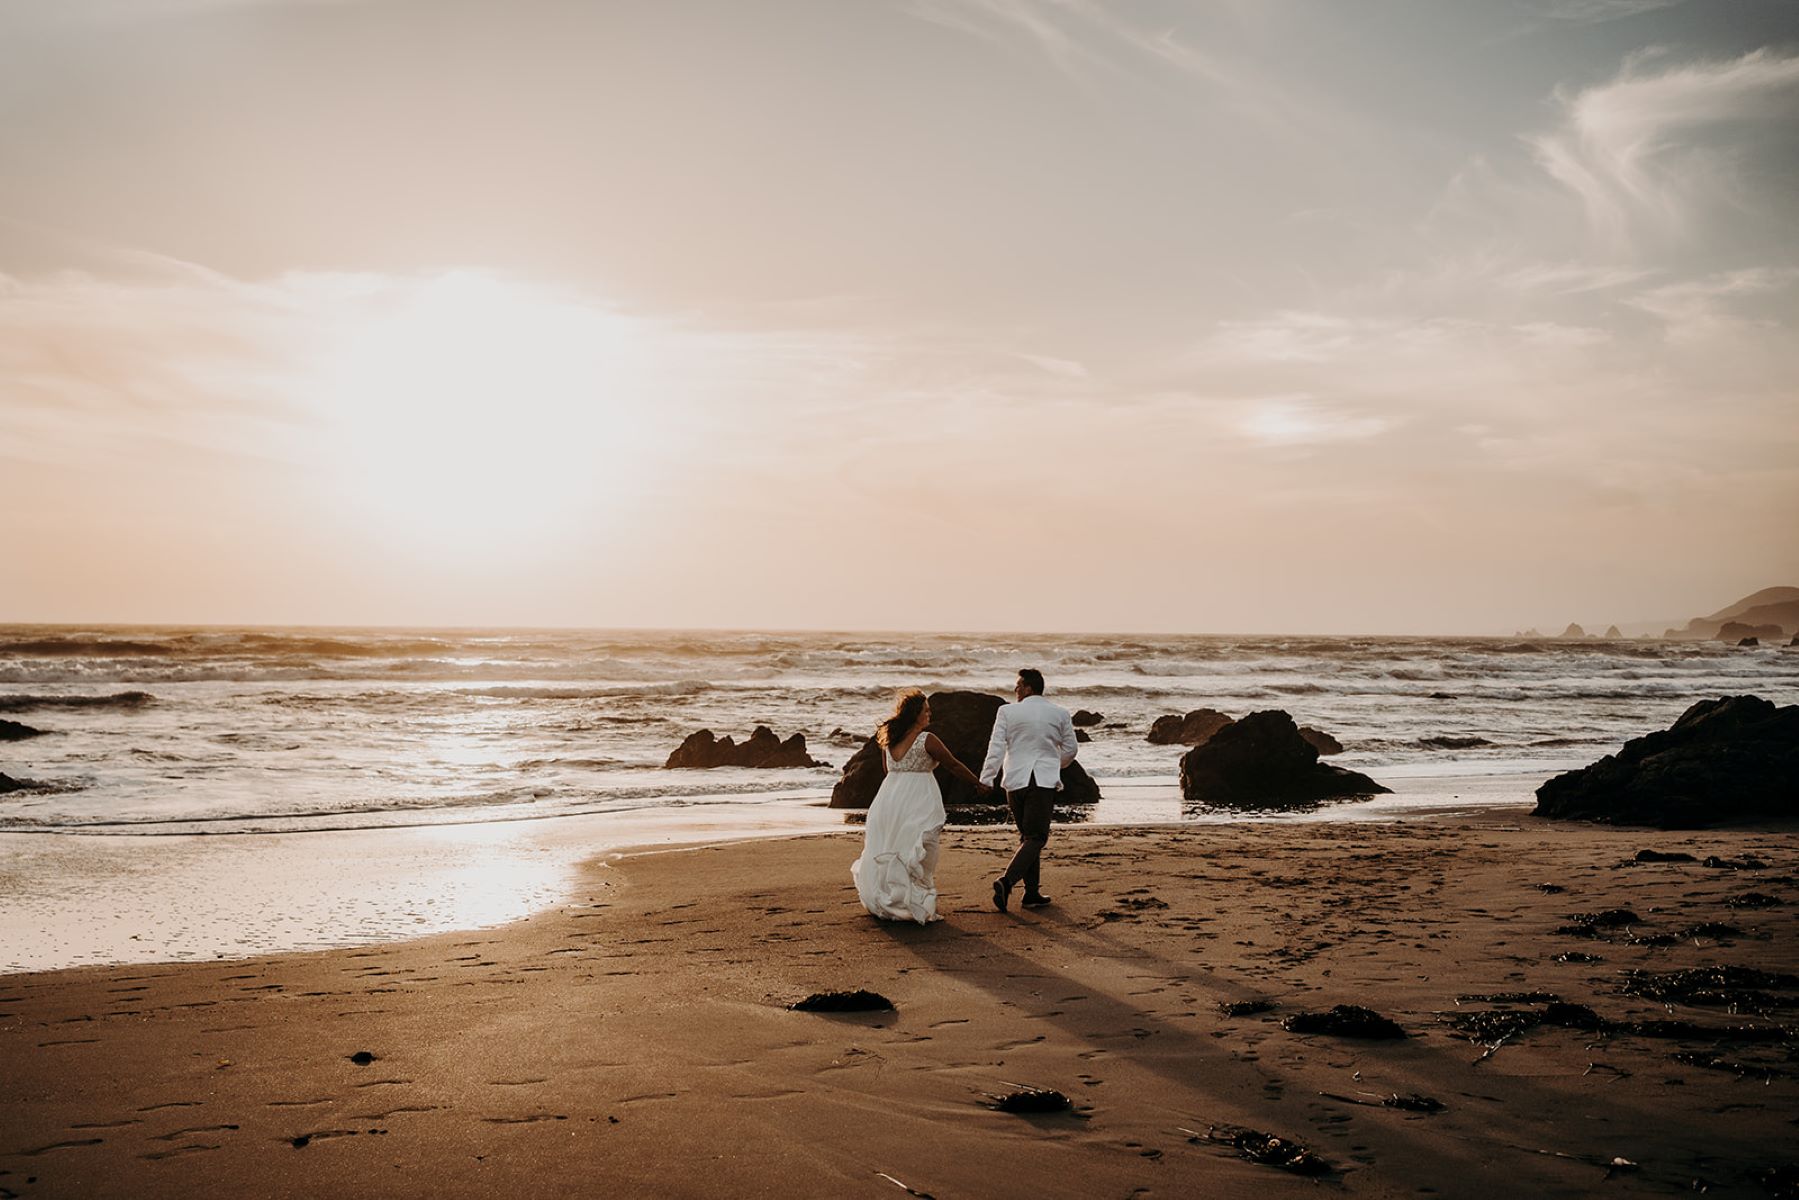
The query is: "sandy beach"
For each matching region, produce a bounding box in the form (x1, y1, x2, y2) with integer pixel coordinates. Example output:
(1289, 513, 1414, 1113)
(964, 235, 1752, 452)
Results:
(3, 813, 1795, 1198)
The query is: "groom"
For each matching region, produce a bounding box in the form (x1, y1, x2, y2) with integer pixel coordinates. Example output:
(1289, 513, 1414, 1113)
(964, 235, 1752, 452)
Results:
(980, 668, 1080, 912)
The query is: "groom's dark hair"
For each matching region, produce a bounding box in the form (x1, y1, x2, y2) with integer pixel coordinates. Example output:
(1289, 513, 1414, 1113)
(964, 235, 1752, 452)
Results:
(1017, 668, 1045, 696)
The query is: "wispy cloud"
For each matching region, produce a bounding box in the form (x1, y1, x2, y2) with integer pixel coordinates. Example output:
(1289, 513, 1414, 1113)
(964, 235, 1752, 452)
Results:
(1529, 48, 1799, 251)
(1536, 0, 1687, 27)
(905, 0, 1279, 114)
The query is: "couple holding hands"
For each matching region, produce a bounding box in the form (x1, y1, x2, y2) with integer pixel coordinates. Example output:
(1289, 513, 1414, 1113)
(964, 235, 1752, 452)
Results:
(850, 669, 1080, 924)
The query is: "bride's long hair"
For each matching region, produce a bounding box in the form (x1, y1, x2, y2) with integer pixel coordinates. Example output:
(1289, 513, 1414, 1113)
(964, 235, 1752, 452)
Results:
(876, 688, 928, 748)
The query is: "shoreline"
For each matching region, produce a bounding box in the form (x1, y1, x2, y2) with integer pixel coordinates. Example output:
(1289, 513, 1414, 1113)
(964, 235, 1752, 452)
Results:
(0, 768, 1545, 975)
(3, 813, 1796, 1197)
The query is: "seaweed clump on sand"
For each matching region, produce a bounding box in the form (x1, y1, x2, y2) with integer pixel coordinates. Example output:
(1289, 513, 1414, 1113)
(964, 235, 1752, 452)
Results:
(1445, 1002, 1605, 1044)
(1618, 966, 1799, 1013)
(986, 1088, 1073, 1114)
(1556, 909, 1642, 937)
(790, 990, 894, 1013)
(1194, 1125, 1331, 1175)
(1218, 999, 1276, 1017)
(1282, 1005, 1406, 1039)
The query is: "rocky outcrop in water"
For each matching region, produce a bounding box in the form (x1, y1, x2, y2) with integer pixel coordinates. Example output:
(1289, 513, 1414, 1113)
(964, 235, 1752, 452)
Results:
(1147, 708, 1234, 746)
(1072, 709, 1104, 727)
(1720, 621, 1782, 644)
(1297, 726, 1343, 755)
(1179, 710, 1388, 808)
(1149, 708, 1342, 755)
(664, 727, 820, 769)
(1534, 696, 1799, 828)
(829, 690, 1100, 809)
(0, 719, 45, 741)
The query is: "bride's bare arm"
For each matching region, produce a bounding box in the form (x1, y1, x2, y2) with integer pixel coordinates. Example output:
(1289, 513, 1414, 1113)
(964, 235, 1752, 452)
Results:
(925, 734, 992, 791)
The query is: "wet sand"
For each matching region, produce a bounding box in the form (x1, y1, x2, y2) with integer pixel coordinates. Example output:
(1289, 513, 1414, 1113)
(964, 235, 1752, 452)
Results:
(2, 814, 1795, 1198)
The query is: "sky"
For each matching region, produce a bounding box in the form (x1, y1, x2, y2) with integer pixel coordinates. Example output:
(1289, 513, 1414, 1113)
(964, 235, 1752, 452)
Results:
(1, 0, 1796, 634)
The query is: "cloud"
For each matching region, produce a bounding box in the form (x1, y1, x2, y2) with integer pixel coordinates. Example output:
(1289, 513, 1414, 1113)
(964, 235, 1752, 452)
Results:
(1531, 0, 1687, 27)
(904, 0, 1276, 112)
(1528, 49, 1799, 252)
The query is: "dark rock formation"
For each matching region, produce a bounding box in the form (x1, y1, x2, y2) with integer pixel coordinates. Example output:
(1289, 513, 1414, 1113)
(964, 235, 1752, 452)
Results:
(0, 771, 34, 794)
(1739, 637, 1761, 647)
(665, 726, 819, 769)
(1179, 710, 1388, 808)
(1720, 621, 1781, 643)
(1604, 625, 1623, 639)
(829, 690, 1101, 809)
(1075, 728, 1091, 744)
(1561, 623, 1587, 638)
(0, 719, 45, 741)
(1147, 708, 1233, 746)
(1297, 726, 1343, 755)
(1792, 633, 1799, 647)
(1534, 695, 1799, 828)
(1071, 709, 1104, 727)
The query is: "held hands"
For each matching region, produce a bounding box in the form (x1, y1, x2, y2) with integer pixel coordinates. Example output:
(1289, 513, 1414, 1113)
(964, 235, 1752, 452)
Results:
(975, 781, 995, 798)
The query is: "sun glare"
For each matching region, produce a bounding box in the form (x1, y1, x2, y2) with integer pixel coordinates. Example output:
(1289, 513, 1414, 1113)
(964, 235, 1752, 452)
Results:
(312, 272, 668, 554)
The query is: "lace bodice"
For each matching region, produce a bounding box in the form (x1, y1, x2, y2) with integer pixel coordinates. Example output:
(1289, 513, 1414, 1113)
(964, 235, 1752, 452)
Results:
(884, 734, 934, 774)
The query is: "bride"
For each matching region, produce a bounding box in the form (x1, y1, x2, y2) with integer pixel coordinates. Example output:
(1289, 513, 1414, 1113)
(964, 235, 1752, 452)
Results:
(852, 689, 990, 924)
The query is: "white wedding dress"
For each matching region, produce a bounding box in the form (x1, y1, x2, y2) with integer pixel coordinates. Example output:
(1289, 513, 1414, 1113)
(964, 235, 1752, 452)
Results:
(851, 734, 947, 924)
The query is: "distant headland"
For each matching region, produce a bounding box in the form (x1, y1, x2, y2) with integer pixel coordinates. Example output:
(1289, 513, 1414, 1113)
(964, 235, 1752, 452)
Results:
(1519, 585, 1799, 644)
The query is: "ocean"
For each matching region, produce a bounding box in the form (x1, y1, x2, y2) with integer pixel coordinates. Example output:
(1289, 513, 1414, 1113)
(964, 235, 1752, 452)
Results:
(4, 626, 1796, 971)
(4, 625, 1798, 833)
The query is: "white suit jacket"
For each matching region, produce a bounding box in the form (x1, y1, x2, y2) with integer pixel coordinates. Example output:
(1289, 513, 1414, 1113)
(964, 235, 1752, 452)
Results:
(979, 694, 1079, 791)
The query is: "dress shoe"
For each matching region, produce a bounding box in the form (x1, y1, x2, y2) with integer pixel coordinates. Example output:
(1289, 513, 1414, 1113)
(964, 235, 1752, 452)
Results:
(1021, 893, 1052, 908)
(992, 877, 1012, 912)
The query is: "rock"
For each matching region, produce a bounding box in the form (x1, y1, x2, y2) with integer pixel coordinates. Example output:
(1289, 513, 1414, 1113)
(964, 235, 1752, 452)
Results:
(0, 719, 45, 741)
(1719, 621, 1781, 643)
(665, 726, 819, 769)
(1791, 633, 1799, 647)
(1604, 625, 1623, 639)
(1147, 708, 1233, 746)
(1282, 1004, 1406, 1039)
(1533, 695, 1799, 828)
(347, 1051, 378, 1065)
(1561, 623, 1587, 638)
(0, 772, 25, 794)
(1075, 728, 1091, 743)
(1179, 710, 1389, 808)
(1419, 735, 1492, 749)
(1297, 726, 1343, 755)
(828, 691, 1101, 809)
(1071, 709, 1104, 727)
(1633, 849, 1697, 863)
